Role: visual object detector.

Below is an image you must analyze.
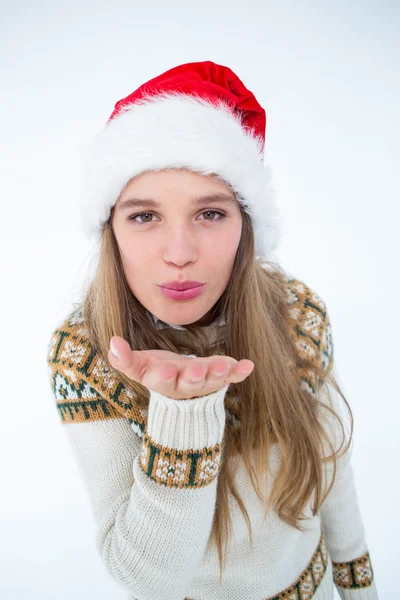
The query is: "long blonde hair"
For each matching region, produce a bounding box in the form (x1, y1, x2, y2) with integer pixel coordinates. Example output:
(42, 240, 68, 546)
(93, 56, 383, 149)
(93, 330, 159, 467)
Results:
(81, 185, 353, 582)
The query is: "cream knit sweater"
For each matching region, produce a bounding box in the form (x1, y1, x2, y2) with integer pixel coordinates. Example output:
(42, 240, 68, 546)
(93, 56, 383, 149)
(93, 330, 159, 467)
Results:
(46, 275, 379, 599)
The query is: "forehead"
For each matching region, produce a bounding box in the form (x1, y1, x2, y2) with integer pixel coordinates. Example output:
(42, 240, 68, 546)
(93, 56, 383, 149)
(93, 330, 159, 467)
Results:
(116, 169, 239, 210)
(123, 168, 231, 191)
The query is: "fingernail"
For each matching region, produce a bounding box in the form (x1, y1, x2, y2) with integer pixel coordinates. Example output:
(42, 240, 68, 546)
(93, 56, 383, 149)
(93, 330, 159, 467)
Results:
(110, 340, 120, 359)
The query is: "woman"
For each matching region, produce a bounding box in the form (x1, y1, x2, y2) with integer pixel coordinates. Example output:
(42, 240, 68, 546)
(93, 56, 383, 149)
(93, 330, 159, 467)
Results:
(46, 60, 378, 599)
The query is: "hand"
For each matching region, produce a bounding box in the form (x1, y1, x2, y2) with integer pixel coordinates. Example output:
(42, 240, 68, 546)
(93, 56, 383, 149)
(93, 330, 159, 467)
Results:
(108, 336, 255, 400)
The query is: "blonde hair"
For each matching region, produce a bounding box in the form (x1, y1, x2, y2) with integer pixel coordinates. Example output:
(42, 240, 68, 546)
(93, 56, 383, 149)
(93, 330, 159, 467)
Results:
(80, 179, 353, 583)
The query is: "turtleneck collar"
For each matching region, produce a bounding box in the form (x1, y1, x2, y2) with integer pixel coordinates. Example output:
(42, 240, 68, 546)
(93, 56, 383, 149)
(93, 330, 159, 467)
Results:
(146, 309, 227, 330)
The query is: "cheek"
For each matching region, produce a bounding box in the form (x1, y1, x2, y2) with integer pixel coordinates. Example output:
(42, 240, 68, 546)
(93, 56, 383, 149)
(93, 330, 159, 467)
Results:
(208, 224, 241, 256)
(205, 231, 240, 278)
(119, 235, 151, 268)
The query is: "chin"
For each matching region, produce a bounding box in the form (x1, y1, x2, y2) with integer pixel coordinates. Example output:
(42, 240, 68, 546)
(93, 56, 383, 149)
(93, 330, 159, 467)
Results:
(165, 307, 211, 327)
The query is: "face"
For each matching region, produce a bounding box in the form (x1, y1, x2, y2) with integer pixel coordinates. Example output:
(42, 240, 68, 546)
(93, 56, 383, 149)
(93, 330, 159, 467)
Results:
(111, 168, 243, 328)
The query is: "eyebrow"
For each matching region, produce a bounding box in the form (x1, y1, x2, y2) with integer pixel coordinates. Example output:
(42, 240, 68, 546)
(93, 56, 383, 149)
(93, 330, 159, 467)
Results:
(118, 193, 236, 211)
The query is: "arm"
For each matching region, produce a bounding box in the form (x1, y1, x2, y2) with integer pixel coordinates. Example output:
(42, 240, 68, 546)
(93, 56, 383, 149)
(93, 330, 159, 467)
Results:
(49, 358, 229, 600)
(288, 282, 381, 600)
(318, 381, 378, 599)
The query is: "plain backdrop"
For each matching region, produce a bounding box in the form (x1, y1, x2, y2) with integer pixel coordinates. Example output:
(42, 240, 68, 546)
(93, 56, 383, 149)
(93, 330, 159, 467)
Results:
(1, 0, 398, 597)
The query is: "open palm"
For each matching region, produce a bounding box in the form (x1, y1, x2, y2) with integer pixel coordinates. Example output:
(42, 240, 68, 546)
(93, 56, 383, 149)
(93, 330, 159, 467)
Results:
(108, 336, 254, 400)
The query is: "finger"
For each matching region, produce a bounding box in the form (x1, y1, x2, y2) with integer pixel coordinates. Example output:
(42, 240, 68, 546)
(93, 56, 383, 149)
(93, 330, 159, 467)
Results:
(182, 357, 234, 386)
(212, 359, 253, 385)
(226, 359, 255, 381)
(210, 357, 233, 374)
(149, 361, 179, 386)
(108, 336, 150, 383)
(236, 359, 255, 374)
(109, 336, 132, 361)
(182, 361, 209, 383)
(180, 358, 254, 393)
(207, 356, 253, 377)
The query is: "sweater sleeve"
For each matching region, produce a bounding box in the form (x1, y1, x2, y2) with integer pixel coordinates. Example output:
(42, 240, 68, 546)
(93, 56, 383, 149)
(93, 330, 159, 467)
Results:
(48, 339, 229, 600)
(317, 321, 379, 599)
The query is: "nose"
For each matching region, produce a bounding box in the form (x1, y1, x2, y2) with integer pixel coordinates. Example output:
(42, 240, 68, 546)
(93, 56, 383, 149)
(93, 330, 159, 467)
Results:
(163, 227, 198, 266)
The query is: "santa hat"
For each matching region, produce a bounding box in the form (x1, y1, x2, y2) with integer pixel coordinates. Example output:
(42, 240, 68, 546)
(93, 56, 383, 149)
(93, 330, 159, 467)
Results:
(79, 60, 281, 259)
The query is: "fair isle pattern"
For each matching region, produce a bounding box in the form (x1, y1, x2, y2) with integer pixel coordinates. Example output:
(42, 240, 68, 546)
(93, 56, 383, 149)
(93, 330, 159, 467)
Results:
(46, 283, 377, 596)
(46, 305, 148, 436)
(267, 529, 328, 600)
(285, 277, 334, 398)
(332, 550, 374, 589)
(139, 432, 223, 488)
(184, 529, 328, 600)
(46, 276, 333, 436)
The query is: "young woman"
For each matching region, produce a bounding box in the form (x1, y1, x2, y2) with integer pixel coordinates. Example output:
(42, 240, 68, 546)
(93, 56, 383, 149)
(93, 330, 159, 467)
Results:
(47, 60, 378, 599)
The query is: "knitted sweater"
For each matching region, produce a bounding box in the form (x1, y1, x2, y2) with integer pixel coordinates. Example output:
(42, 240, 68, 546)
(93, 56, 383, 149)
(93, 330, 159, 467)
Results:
(46, 274, 378, 600)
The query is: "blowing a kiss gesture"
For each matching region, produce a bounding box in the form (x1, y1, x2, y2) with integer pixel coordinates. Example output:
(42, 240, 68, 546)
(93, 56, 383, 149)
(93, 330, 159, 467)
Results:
(108, 336, 255, 401)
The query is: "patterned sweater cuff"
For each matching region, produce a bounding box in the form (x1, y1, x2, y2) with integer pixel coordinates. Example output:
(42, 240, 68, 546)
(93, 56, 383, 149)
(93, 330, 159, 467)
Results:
(146, 384, 229, 451)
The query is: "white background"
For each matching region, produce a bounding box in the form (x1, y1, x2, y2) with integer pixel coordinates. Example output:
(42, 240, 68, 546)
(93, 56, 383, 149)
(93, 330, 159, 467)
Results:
(1, 0, 398, 597)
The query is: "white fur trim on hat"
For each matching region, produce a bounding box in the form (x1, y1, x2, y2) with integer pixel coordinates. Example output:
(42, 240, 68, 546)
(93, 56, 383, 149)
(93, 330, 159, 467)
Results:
(79, 92, 281, 259)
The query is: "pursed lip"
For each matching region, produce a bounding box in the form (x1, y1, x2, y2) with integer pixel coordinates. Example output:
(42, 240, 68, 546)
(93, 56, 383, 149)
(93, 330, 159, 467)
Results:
(159, 281, 204, 291)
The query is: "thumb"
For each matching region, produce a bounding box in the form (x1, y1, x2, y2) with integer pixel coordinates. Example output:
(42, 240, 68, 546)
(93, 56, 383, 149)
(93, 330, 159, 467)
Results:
(108, 336, 149, 384)
(109, 336, 131, 359)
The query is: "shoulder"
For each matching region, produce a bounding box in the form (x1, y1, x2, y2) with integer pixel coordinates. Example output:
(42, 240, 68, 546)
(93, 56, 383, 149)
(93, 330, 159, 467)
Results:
(46, 304, 109, 424)
(46, 304, 147, 435)
(46, 303, 93, 377)
(282, 272, 334, 396)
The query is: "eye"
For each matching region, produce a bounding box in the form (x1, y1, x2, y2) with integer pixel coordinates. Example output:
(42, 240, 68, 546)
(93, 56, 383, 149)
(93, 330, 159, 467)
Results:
(127, 210, 226, 225)
(199, 210, 225, 222)
(128, 212, 159, 225)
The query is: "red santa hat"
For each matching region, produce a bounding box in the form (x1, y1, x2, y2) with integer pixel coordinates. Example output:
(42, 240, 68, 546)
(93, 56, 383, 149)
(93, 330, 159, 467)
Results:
(79, 60, 281, 259)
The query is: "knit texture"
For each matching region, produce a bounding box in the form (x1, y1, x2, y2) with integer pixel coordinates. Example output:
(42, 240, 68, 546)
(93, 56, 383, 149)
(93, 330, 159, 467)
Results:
(46, 273, 378, 599)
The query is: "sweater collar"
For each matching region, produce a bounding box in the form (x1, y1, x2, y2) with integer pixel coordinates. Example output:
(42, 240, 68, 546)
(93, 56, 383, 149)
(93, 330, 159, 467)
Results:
(146, 309, 227, 330)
